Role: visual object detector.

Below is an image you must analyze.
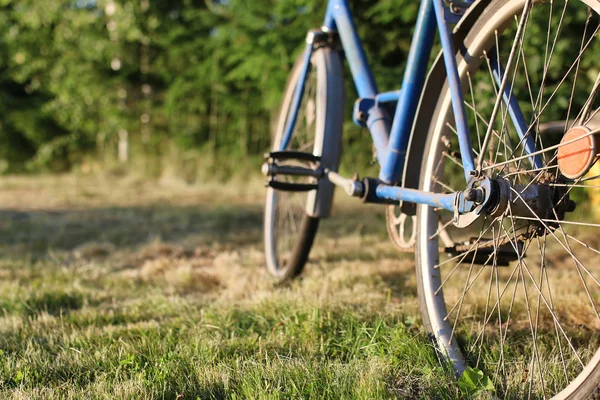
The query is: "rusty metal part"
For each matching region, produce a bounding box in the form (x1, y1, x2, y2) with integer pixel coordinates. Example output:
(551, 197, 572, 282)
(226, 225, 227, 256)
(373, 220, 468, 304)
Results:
(446, 237, 526, 266)
(451, 231, 532, 254)
(386, 205, 416, 252)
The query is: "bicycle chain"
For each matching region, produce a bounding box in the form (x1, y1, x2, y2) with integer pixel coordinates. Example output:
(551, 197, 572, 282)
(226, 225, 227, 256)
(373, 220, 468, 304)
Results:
(450, 231, 534, 254)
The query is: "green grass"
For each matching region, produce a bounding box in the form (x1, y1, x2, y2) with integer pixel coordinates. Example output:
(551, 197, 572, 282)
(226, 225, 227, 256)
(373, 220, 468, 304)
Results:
(0, 175, 460, 399)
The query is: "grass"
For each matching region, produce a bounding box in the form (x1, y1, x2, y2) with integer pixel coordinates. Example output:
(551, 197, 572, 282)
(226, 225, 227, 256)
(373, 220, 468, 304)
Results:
(0, 174, 461, 399)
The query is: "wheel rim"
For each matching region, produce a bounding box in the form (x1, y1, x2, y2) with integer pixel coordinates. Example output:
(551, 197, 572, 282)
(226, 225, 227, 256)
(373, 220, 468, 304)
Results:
(420, 0, 600, 397)
(265, 56, 320, 276)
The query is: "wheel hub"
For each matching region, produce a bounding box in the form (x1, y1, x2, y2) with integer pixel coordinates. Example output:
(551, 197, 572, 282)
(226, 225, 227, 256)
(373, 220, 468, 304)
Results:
(482, 177, 576, 223)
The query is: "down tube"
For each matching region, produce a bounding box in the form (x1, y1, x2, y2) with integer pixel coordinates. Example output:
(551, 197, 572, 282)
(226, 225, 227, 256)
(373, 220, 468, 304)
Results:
(379, 0, 437, 184)
(326, 0, 388, 162)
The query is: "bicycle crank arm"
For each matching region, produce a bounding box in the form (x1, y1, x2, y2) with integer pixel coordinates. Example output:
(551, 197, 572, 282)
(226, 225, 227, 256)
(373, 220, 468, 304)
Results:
(264, 155, 563, 230)
(326, 171, 364, 197)
(359, 177, 490, 228)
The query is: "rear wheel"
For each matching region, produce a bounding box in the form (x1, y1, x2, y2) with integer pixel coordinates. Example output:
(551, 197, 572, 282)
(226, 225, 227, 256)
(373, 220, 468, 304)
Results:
(264, 47, 344, 283)
(417, 0, 600, 397)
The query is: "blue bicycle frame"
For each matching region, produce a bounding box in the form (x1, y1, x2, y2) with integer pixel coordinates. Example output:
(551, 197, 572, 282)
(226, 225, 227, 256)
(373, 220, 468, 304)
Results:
(281, 0, 533, 213)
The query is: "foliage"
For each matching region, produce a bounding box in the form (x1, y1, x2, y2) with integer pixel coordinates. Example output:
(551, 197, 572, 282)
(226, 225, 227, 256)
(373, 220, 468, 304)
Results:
(0, 0, 420, 173)
(0, 0, 597, 177)
(458, 367, 495, 397)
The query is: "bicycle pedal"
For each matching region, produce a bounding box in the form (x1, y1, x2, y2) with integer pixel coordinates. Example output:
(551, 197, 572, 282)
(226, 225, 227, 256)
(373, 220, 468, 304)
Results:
(263, 151, 322, 192)
(444, 238, 524, 266)
(267, 180, 318, 192)
(265, 151, 320, 163)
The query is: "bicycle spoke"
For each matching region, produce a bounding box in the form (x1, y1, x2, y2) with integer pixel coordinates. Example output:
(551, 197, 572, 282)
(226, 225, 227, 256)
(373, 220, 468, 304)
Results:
(563, 233, 600, 257)
(535, 0, 569, 113)
(519, 255, 585, 367)
(435, 220, 505, 279)
(519, 33, 536, 113)
(421, 1, 600, 395)
(483, 48, 516, 169)
(564, 9, 592, 131)
(485, 23, 600, 170)
(449, 250, 479, 345)
(444, 253, 493, 321)
(499, 223, 585, 368)
(536, 234, 570, 382)
(430, 218, 455, 241)
(553, 210, 600, 323)
(509, 188, 600, 289)
(476, 227, 497, 367)
(478, 0, 533, 170)
(512, 216, 600, 230)
(501, 155, 558, 179)
(483, 127, 599, 172)
(432, 175, 456, 193)
(442, 224, 527, 320)
(530, 234, 547, 397)
(497, 21, 531, 175)
(504, 205, 546, 398)
(494, 237, 508, 384)
(467, 71, 484, 154)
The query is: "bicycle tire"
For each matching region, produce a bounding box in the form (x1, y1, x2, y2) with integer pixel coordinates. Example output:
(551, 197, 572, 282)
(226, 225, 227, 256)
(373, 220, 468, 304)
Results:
(264, 47, 344, 283)
(416, 0, 600, 397)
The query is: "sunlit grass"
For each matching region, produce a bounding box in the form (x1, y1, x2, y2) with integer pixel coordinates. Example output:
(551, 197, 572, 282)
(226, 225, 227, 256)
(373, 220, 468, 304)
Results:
(0, 175, 460, 399)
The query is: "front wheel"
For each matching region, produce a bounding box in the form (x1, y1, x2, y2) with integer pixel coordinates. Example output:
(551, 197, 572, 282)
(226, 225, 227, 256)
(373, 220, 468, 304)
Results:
(417, 0, 600, 397)
(264, 46, 344, 283)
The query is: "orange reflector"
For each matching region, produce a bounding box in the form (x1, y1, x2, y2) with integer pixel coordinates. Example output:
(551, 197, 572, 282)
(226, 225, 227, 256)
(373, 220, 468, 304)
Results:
(557, 126, 597, 180)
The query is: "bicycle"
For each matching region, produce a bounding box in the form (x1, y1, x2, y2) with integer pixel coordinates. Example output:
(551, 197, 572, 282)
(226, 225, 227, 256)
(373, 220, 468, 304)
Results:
(261, 0, 600, 397)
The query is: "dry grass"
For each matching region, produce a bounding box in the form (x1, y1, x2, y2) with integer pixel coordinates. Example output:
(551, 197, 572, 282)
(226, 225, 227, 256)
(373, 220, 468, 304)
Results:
(1, 174, 595, 398)
(0, 174, 459, 399)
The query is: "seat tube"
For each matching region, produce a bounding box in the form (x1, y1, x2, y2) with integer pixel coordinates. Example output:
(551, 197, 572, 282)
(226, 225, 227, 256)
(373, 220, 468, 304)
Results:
(328, 0, 390, 162)
(324, 1, 337, 31)
(326, 0, 378, 98)
(379, 0, 437, 184)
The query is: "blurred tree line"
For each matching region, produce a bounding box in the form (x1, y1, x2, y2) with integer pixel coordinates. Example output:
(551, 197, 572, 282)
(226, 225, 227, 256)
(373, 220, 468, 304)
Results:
(0, 0, 419, 176)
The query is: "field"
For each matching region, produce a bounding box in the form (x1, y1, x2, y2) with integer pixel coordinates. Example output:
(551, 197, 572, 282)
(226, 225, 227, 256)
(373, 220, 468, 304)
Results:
(0, 174, 464, 399)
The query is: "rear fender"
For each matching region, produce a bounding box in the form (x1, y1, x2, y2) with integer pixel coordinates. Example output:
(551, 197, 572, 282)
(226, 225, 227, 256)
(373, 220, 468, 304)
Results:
(306, 49, 345, 218)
